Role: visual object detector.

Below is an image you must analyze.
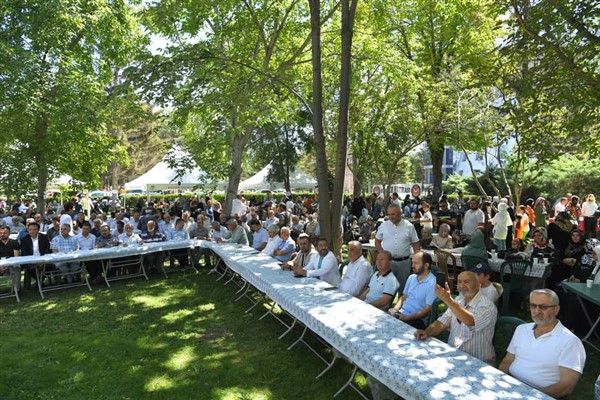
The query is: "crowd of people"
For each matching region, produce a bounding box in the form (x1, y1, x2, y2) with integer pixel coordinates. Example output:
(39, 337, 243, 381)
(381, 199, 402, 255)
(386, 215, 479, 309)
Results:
(0, 189, 597, 398)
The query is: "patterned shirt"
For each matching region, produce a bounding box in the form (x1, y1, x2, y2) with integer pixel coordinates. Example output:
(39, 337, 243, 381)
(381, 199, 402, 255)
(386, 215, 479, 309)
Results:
(96, 234, 119, 248)
(438, 290, 497, 364)
(51, 235, 79, 253)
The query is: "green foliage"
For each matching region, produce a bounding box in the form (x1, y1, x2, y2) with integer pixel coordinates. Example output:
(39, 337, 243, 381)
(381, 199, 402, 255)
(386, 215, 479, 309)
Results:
(0, 0, 146, 199)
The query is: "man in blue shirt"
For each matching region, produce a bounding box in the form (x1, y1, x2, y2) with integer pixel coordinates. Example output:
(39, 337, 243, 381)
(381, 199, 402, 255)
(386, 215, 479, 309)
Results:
(388, 251, 436, 329)
(360, 250, 399, 311)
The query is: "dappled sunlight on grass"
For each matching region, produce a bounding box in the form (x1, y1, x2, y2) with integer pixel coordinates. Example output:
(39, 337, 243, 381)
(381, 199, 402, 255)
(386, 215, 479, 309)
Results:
(161, 308, 196, 323)
(164, 345, 198, 371)
(129, 294, 176, 308)
(71, 350, 88, 362)
(136, 336, 169, 350)
(213, 386, 272, 400)
(145, 375, 175, 391)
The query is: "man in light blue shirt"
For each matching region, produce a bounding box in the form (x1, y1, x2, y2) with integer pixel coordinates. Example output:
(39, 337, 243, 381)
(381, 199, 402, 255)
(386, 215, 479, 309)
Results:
(360, 250, 399, 311)
(249, 219, 268, 251)
(273, 227, 295, 262)
(388, 251, 436, 329)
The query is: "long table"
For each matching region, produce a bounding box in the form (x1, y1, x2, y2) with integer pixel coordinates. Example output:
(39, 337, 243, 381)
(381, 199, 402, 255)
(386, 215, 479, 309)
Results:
(0, 240, 201, 299)
(207, 242, 551, 400)
(562, 282, 600, 352)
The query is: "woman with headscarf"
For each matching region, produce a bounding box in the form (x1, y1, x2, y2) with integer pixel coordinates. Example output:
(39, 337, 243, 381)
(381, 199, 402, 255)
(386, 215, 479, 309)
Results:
(547, 211, 575, 254)
(491, 202, 512, 251)
(358, 208, 370, 225)
(546, 229, 586, 289)
(526, 227, 555, 260)
(432, 223, 453, 249)
(559, 239, 600, 335)
(534, 197, 547, 229)
(461, 230, 488, 261)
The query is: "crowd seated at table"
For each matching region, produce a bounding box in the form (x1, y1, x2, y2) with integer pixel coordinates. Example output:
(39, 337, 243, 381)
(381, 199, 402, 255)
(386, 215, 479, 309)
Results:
(1, 188, 599, 397)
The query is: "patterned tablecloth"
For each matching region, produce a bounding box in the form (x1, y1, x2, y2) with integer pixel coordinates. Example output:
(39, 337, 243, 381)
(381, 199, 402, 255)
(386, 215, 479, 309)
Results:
(207, 242, 551, 400)
(0, 239, 201, 268)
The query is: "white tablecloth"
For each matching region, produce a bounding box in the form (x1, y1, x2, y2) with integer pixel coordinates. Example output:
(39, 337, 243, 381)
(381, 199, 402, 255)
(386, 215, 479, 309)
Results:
(207, 242, 551, 400)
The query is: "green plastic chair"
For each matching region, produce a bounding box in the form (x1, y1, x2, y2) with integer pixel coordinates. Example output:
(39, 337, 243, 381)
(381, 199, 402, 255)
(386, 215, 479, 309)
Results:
(493, 316, 527, 364)
(500, 259, 532, 315)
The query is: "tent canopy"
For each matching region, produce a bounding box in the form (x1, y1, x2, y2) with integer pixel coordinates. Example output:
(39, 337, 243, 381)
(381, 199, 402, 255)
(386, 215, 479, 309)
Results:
(238, 164, 316, 192)
(124, 157, 206, 191)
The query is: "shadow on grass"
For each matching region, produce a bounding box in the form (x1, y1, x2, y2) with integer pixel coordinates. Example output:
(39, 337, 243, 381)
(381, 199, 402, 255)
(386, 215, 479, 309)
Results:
(0, 271, 368, 400)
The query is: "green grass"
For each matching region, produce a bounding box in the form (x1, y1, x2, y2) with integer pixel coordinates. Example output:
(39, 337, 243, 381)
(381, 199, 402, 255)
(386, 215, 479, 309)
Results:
(0, 272, 367, 400)
(0, 271, 597, 399)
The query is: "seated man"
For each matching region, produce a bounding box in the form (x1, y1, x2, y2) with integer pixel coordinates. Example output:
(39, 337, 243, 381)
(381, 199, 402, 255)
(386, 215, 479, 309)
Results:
(360, 250, 399, 311)
(389, 251, 436, 329)
(50, 224, 80, 283)
(209, 220, 228, 242)
(140, 220, 166, 273)
(119, 223, 143, 246)
(167, 218, 191, 268)
(415, 271, 498, 365)
(292, 238, 341, 288)
(249, 219, 268, 251)
(339, 241, 372, 297)
(0, 226, 21, 290)
(19, 222, 51, 288)
(217, 218, 248, 246)
(499, 289, 586, 398)
(77, 221, 102, 283)
(261, 224, 282, 257)
(272, 227, 295, 262)
(191, 217, 212, 269)
(9, 216, 25, 235)
(281, 233, 316, 270)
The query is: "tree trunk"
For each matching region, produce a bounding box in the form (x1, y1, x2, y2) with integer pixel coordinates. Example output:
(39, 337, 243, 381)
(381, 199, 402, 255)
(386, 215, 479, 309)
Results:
(224, 126, 253, 215)
(35, 115, 49, 210)
(351, 153, 363, 197)
(308, 0, 332, 244)
(427, 139, 444, 201)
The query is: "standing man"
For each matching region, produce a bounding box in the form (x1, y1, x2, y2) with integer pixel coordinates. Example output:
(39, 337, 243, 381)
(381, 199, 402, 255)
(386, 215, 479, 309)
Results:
(462, 198, 485, 237)
(339, 241, 373, 297)
(389, 252, 437, 329)
(374, 203, 420, 292)
(499, 289, 586, 398)
(293, 238, 341, 288)
(80, 193, 92, 220)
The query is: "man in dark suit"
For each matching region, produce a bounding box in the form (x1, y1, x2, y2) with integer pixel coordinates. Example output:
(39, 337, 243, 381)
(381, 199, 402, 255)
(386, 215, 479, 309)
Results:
(19, 222, 51, 289)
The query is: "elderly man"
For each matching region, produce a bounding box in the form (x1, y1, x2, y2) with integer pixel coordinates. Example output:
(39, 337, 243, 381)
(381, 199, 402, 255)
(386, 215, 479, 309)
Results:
(272, 227, 295, 262)
(389, 252, 437, 329)
(374, 204, 420, 292)
(339, 241, 373, 297)
(9, 216, 25, 235)
(262, 224, 282, 257)
(218, 218, 248, 245)
(263, 209, 279, 230)
(499, 289, 586, 398)
(293, 238, 341, 287)
(360, 251, 399, 311)
(415, 271, 498, 364)
(281, 233, 316, 270)
(51, 224, 80, 283)
(249, 219, 268, 251)
(119, 223, 143, 246)
(209, 220, 228, 242)
(19, 222, 52, 289)
(140, 220, 166, 273)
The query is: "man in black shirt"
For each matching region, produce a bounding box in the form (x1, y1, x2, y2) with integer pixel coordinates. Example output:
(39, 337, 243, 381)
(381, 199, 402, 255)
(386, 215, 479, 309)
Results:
(0, 225, 21, 291)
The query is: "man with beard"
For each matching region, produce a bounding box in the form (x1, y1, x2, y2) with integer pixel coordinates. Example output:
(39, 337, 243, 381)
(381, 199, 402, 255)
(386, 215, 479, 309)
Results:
(388, 252, 436, 329)
(462, 197, 485, 237)
(415, 271, 497, 365)
(281, 234, 316, 270)
(499, 289, 586, 398)
(293, 238, 341, 288)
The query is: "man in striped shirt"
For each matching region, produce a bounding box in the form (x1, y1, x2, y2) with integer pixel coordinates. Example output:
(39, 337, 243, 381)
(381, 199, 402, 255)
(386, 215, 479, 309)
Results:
(414, 270, 497, 364)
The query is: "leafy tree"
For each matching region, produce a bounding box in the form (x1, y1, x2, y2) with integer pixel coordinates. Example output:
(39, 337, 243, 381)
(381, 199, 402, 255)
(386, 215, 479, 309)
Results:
(0, 0, 145, 204)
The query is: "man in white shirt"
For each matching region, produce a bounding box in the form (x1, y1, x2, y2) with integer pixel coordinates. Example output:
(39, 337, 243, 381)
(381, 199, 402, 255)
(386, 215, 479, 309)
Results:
(281, 234, 316, 270)
(499, 289, 586, 398)
(339, 241, 372, 297)
(374, 204, 420, 292)
(261, 224, 282, 257)
(462, 198, 485, 237)
(293, 238, 341, 287)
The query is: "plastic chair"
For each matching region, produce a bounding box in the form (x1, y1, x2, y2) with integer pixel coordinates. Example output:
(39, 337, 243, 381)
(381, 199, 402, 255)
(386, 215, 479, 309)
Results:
(493, 316, 526, 364)
(500, 259, 532, 315)
(434, 249, 458, 292)
(460, 255, 488, 271)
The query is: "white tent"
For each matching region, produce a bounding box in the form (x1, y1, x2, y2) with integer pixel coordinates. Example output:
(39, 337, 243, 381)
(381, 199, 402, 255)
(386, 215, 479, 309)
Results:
(238, 164, 316, 191)
(124, 158, 206, 192)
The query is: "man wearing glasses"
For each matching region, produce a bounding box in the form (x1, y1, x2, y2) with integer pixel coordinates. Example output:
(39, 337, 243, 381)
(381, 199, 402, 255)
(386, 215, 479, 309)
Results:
(499, 289, 586, 398)
(435, 199, 458, 232)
